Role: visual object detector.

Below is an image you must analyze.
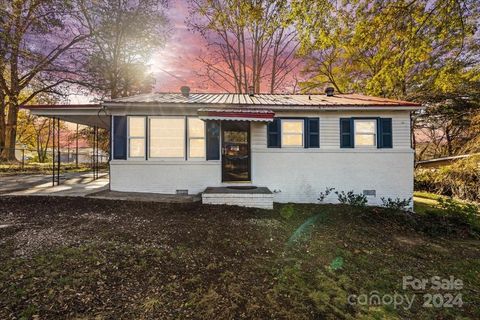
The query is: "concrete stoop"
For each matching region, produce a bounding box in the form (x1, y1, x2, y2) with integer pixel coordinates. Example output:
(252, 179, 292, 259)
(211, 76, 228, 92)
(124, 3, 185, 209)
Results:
(202, 186, 273, 209)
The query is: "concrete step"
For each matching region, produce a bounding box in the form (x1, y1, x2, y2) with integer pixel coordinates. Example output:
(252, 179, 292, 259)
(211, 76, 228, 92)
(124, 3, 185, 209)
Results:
(202, 186, 274, 209)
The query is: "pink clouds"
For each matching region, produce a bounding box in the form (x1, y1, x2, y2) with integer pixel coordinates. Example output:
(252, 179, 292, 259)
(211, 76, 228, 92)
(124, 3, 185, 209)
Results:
(150, 1, 214, 92)
(150, 1, 302, 94)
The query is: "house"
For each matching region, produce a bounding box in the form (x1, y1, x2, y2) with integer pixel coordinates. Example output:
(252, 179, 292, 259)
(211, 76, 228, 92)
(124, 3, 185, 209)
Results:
(26, 88, 422, 209)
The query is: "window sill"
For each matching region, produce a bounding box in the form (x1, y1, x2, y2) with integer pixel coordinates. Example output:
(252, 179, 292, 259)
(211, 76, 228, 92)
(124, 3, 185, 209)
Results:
(111, 160, 220, 165)
(255, 148, 412, 153)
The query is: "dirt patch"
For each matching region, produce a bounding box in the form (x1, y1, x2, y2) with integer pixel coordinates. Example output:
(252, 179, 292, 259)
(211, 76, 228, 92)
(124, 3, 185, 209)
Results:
(393, 235, 426, 246)
(0, 197, 479, 319)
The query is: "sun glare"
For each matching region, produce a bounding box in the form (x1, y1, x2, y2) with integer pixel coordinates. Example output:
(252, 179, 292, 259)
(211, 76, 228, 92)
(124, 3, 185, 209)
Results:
(147, 54, 166, 74)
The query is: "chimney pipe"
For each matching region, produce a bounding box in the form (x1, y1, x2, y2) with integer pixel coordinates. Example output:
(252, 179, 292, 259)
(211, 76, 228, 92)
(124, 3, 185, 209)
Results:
(180, 86, 190, 97)
(248, 85, 255, 96)
(325, 87, 335, 97)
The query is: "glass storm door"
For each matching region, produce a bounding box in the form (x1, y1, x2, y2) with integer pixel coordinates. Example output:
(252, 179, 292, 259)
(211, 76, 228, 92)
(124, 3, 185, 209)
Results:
(222, 122, 250, 182)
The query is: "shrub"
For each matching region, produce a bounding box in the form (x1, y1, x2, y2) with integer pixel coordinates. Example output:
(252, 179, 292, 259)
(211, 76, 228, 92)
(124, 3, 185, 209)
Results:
(437, 198, 479, 226)
(380, 197, 412, 211)
(318, 187, 335, 202)
(335, 190, 368, 207)
(415, 155, 480, 202)
(418, 197, 480, 236)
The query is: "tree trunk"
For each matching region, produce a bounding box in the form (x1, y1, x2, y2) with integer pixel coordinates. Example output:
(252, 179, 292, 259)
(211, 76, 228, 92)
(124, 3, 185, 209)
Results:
(1, 96, 19, 161)
(0, 89, 5, 154)
(445, 125, 453, 156)
(410, 112, 416, 158)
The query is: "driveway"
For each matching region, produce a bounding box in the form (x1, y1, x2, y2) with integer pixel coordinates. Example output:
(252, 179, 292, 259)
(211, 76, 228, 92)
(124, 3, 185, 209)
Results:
(0, 172, 109, 196)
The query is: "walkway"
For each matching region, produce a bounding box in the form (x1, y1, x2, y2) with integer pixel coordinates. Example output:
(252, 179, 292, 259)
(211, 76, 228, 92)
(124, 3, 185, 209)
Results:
(1, 172, 199, 203)
(2, 172, 109, 197)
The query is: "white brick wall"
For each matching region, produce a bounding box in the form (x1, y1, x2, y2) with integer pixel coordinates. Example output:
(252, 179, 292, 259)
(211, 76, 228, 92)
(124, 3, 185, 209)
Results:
(110, 161, 221, 194)
(110, 110, 414, 206)
(251, 150, 414, 205)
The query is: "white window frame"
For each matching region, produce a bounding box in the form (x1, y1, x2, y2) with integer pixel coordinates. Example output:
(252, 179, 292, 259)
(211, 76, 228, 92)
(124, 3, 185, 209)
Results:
(127, 116, 146, 159)
(148, 116, 186, 160)
(281, 119, 304, 148)
(187, 117, 206, 160)
(354, 119, 377, 148)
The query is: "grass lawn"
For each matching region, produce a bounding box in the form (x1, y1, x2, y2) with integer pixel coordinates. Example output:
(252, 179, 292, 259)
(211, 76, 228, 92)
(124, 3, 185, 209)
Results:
(414, 191, 443, 215)
(1, 196, 479, 319)
(414, 191, 479, 215)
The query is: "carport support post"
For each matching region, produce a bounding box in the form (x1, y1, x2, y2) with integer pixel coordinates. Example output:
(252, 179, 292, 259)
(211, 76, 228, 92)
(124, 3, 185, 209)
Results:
(57, 118, 60, 184)
(92, 125, 98, 180)
(52, 117, 55, 186)
(75, 123, 79, 168)
(97, 126, 99, 179)
(52, 117, 61, 186)
(94, 126, 96, 180)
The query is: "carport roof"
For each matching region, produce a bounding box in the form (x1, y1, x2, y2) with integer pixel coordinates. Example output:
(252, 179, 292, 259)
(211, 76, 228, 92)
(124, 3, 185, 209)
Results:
(22, 104, 110, 129)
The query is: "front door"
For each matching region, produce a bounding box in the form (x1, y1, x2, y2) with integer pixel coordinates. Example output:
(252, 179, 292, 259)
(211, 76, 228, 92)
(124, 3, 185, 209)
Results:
(222, 122, 250, 182)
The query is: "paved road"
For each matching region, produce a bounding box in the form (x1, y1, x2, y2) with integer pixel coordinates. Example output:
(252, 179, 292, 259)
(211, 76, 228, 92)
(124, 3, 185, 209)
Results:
(0, 172, 107, 194)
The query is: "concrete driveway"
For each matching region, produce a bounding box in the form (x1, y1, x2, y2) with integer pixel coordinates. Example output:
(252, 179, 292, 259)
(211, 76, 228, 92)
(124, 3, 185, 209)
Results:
(0, 172, 109, 197)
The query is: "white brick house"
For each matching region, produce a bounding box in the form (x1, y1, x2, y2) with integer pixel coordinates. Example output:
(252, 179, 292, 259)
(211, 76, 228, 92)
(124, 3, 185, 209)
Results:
(27, 90, 422, 209)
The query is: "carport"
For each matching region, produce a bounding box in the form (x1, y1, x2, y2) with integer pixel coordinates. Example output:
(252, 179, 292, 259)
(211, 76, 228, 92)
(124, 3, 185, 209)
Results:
(23, 104, 110, 186)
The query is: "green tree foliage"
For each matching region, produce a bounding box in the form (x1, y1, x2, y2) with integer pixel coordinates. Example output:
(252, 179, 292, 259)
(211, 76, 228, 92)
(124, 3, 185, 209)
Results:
(293, 0, 480, 159)
(415, 155, 480, 201)
(292, 0, 479, 98)
(78, 0, 169, 99)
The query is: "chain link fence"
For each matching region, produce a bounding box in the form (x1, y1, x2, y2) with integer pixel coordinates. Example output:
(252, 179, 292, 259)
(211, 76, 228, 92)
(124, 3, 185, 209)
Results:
(0, 147, 108, 175)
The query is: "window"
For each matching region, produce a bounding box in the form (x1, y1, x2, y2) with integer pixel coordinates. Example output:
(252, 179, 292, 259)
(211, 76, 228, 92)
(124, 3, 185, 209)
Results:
(128, 117, 145, 158)
(354, 119, 376, 147)
(281, 119, 303, 147)
(149, 117, 185, 158)
(188, 117, 205, 158)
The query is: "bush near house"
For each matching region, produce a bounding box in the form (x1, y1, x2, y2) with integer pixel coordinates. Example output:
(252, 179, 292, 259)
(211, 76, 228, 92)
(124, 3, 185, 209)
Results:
(415, 155, 480, 202)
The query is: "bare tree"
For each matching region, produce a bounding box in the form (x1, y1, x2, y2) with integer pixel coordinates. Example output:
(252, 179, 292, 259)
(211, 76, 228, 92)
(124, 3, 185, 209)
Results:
(187, 0, 299, 93)
(0, 0, 90, 160)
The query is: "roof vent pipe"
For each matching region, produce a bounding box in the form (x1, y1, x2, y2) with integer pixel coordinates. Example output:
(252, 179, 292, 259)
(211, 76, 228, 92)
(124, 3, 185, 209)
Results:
(248, 85, 255, 96)
(325, 87, 335, 96)
(180, 86, 190, 97)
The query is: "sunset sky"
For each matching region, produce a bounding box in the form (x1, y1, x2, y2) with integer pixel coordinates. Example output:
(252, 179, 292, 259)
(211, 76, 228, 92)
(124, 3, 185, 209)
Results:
(68, 0, 301, 104)
(145, 1, 301, 94)
(148, 1, 215, 93)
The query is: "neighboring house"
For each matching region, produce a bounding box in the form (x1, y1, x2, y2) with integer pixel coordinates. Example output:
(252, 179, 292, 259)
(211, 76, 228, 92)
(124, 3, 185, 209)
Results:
(416, 153, 480, 169)
(26, 89, 422, 209)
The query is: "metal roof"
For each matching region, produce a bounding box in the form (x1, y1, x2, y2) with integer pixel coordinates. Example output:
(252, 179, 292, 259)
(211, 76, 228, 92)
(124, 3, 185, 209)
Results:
(198, 108, 275, 122)
(104, 93, 421, 107)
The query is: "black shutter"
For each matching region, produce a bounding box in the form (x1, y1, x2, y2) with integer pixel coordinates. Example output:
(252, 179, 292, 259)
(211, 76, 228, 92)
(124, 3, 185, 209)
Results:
(340, 118, 354, 148)
(113, 116, 127, 159)
(206, 120, 220, 160)
(305, 118, 319, 148)
(378, 118, 393, 148)
(267, 118, 281, 148)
